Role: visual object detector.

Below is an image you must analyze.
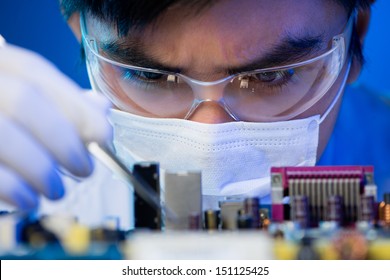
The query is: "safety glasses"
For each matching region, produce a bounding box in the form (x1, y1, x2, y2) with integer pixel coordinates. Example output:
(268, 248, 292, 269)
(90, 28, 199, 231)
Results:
(81, 13, 353, 122)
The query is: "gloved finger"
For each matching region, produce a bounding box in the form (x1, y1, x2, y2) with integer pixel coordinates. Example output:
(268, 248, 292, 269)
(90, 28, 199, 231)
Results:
(0, 44, 112, 145)
(0, 164, 39, 210)
(0, 74, 92, 177)
(0, 114, 65, 200)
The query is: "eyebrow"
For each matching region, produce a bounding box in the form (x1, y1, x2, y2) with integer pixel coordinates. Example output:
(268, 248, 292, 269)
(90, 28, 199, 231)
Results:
(100, 32, 326, 74)
(228, 34, 326, 74)
(100, 40, 180, 72)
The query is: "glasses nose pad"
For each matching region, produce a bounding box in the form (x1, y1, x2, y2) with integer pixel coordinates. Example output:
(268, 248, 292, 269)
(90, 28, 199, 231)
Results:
(182, 77, 240, 121)
(184, 99, 240, 121)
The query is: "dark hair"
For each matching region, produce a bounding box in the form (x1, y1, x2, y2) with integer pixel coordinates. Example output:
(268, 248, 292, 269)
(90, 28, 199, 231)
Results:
(60, 0, 374, 64)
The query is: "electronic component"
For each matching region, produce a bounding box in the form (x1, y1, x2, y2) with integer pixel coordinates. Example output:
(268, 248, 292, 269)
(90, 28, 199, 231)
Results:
(244, 198, 260, 228)
(359, 195, 375, 222)
(220, 199, 244, 230)
(164, 171, 202, 230)
(326, 195, 344, 226)
(0, 214, 128, 259)
(3, 165, 390, 260)
(0, 213, 24, 252)
(379, 193, 390, 227)
(271, 166, 376, 226)
(188, 212, 201, 230)
(204, 210, 220, 230)
(133, 162, 161, 230)
(62, 224, 90, 255)
(259, 208, 270, 229)
(290, 195, 310, 229)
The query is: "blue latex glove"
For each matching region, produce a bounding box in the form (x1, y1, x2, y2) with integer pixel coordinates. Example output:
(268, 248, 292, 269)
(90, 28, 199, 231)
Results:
(0, 39, 112, 210)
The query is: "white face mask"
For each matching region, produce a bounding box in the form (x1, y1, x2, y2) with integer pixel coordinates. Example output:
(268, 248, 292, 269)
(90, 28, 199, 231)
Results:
(108, 61, 350, 209)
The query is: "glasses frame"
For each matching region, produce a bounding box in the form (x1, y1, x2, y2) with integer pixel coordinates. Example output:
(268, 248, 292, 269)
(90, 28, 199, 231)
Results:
(81, 11, 355, 121)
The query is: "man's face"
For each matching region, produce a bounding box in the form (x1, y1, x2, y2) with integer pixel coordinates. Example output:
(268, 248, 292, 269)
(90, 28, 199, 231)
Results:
(83, 0, 352, 159)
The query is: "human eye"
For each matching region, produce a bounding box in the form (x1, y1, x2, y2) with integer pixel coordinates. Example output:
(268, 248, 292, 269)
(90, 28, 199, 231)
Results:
(237, 68, 297, 91)
(250, 69, 295, 88)
(122, 69, 165, 82)
(115, 67, 184, 93)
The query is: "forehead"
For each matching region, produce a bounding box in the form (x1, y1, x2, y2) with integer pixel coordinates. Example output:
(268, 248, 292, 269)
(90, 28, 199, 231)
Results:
(88, 0, 346, 74)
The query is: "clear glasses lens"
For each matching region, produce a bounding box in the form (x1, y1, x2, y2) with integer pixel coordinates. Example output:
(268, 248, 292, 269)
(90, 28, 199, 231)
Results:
(223, 47, 343, 121)
(84, 29, 344, 122)
(92, 61, 194, 118)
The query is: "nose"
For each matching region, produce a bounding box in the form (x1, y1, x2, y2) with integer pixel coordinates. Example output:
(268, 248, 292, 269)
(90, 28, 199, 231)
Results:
(186, 101, 236, 124)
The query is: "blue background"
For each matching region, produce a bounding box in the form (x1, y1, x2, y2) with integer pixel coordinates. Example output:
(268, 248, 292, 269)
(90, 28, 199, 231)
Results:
(0, 0, 389, 94)
(0, 0, 90, 88)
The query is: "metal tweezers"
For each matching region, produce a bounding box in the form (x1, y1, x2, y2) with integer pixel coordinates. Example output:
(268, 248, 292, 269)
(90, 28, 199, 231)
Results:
(0, 35, 174, 222)
(88, 142, 176, 222)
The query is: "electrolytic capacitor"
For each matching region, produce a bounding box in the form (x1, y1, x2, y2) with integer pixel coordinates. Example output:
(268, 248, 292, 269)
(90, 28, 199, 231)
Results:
(379, 193, 390, 227)
(204, 210, 219, 230)
(326, 195, 344, 226)
(359, 195, 375, 223)
(291, 195, 310, 229)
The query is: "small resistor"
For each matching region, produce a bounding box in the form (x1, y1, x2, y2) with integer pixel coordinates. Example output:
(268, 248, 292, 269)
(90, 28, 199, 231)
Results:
(188, 212, 201, 230)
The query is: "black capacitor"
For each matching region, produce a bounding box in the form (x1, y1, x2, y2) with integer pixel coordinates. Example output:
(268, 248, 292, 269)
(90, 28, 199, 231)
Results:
(133, 162, 161, 230)
(244, 197, 260, 228)
(360, 195, 375, 222)
(291, 195, 310, 229)
(327, 195, 344, 226)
